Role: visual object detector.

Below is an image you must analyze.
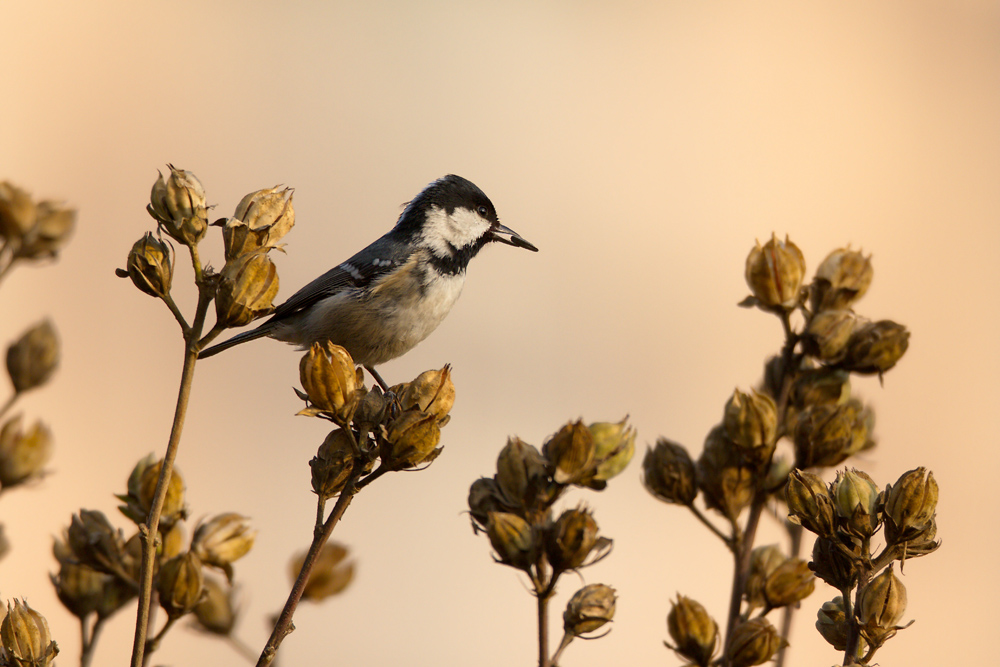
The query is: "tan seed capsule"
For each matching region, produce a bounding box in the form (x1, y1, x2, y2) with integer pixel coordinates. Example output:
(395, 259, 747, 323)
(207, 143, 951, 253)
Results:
(563, 584, 616, 636)
(1, 599, 58, 666)
(157, 552, 205, 618)
(667, 595, 718, 667)
(642, 438, 698, 506)
(744, 233, 806, 310)
(6, 319, 59, 394)
(124, 232, 173, 298)
(215, 249, 279, 328)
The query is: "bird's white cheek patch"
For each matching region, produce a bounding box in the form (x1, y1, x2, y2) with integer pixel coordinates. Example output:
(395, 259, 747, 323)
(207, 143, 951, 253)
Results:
(422, 206, 490, 256)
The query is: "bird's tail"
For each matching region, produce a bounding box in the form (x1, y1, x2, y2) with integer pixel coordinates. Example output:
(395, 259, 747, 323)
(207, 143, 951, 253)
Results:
(198, 326, 273, 359)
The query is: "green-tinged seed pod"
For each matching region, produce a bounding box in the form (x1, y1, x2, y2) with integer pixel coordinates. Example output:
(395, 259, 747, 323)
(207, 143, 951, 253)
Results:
(642, 438, 698, 506)
(6, 319, 59, 395)
(803, 309, 857, 363)
(745, 545, 786, 611)
(215, 249, 279, 329)
(725, 617, 786, 667)
(310, 429, 356, 500)
(399, 365, 456, 422)
(744, 233, 806, 310)
(724, 389, 778, 451)
(545, 507, 601, 573)
(810, 535, 859, 591)
(147, 165, 208, 246)
(1, 599, 58, 666)
(191, 513, 256, 579)
(587, 417, 636, 485)
(793, 401, 865, 469)
(222, 185, 295, 260)
(764, 557, 815, 608)
(697, 426, 754, 523)
(859, 565, 907, 631)
(292, 542, 354, 602)
(884, 467, 938, 545)
(122, 232, 172, 298)
(832, 469, 880, 538)
(67, 509, 127, 576)
(542, 420, 597, 485)
(563, 584, 616, 636)
(785, 469, 837, 537)
(0, 414, 52, 488)
(812, 247, 873, 312)
(138, 460, 186, 528)
(194, 577, 239, 636)
(158, 552, 205, 618)
(297, 342, 362, 424)
(383, 410, 441, 468)
(666, 595, 718, 667)
(842, 320, 910, 375)
(495, 437, 550, 511)
(486, 512, 535, 572)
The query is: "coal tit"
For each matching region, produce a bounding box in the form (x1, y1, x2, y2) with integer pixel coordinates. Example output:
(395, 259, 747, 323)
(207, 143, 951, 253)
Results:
(198, 175, 537, 386)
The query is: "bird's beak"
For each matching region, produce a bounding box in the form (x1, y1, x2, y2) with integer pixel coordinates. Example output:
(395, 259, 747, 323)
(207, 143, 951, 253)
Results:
(491, 223, 539, 252)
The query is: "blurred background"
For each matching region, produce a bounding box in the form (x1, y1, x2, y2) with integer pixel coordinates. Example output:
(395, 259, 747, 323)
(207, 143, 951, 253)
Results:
(3, 0, 997, 665)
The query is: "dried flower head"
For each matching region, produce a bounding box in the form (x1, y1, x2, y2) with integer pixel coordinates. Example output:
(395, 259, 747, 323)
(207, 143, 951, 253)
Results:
(0, 182, 75, 262)
(221, 186, 295, 260)
(587, 417, 636, 486)
(192, 513, 257, 581)
(0, 415, 52, 488)
(6, 320, 59, 395)
(486, 511, 535, 572)
(563, 584, 616, 636)
(1, 599, 58, 666)
(642, 438, 698, 506)
(666, 595, 718, 667)
(545, 506, 607, 573)
(147, 165, 209, 246)
(310, 428, 357, 500)
(723, 389, 778, 463)
(803, 309, 857, 363)
(157, 552, 205, 618)
(812, 247, 873, 311)
(383, 410, 442, 468)
(792, 401, 867, 469)
(842, 319, 910, 376)
(859, 565, 908, 646)
(67, 509, 127, 577)
(785, 469, 836, 538)
(296, 342, 363, 423)
(215, 249, 280, 329)
(744, 233, 806, 310)
(697, 426, 754, 522)
(494, 436, 551, 511)
(763, 557, 815, 608)
(542, 420, 597, 485)
(884, 467, 938, 545)
(725, 617, 785, 667)
(194, 577, 240, 636)
(467, 477, 514, 531)
(832, 468, 880, 538)
(50, 561, 106, 619)
(398, 365, 455, 422)
(292, 543, 354, 602)
(121, 232, 173, 298)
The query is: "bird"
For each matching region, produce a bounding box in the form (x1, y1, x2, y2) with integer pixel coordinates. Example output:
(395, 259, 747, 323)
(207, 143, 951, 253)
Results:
(198, 174, 538, 389)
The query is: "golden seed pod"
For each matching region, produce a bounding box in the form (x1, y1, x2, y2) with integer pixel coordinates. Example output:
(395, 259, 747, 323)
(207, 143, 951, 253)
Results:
(832, 468, 880, 538)
(723, 389, 778, 453)
(810, 535, 858, 590)
(399, 365, 456, 422)
(310, 429, 357, 499)
(1, 599, 58, 666)
(215, 249, 280, 329)
(842, 319, 910, 375)
(642, 438, 698, 506)
(157, 552, 205, 618)
(297, 342, 362, 423)
(292, 542, 354, 602)
(697, 426, 754, 523)
(0, 415, 52, 488)
(725, 617, 785, 667)
(138, 459, 186, 528)
(764, 557, 815, 608)
(50, 561, 106, 619)
(744, 233, 806, 310)
(588, 417, 636, 485)
(16, 199, 76, 261)
(812, 247, 873, 312)
(803, 309, 857, 363)
(384, 410, 442, 468)
(6, 319, 59, 395)
(884, 467, 938, 545)
(192, 513, 257, 581)
(545, 507, 601, 573)
(543, 420, 597, 485)
(666, 595, 718, 667)
(495, 436, 550, 510)
(147, 165, 209, 246)
(194, 577, 239, 636)
(745, 545, 786, 611)
(815, 597, 858, 652)
(785, 469, 837, 538)
(67, 509, 127, 576)
(792, 401, 866, 469)
(0, 181, 37, 239)
(123, 232, 173, 298)
(222, 186, 295, 260)
(486, 511, 535, 572)
(563, 584, 616, 637)
(859, 565, 907, 633)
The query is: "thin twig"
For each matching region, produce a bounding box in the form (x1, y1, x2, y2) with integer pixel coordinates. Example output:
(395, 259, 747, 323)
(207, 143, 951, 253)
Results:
(688, 504, 735, 551)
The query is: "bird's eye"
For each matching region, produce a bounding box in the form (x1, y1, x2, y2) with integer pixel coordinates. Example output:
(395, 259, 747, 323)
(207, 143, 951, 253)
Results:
(477, 205, 489, 217)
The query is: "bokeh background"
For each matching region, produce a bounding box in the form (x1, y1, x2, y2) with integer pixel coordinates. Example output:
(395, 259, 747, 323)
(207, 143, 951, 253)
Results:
(3, 1, 998, 665)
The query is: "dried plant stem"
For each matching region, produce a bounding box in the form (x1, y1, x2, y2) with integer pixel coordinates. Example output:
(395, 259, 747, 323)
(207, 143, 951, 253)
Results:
(79, 616, 105, 667)
(774, 522, 803, 667)
(128, 346, 198, 667)
(256, 473, 362, 667)
(722, 496, 765, 665)
(549, 631, 573, 667)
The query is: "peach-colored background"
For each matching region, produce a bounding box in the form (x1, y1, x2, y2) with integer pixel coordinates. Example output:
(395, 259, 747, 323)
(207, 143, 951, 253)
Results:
(3, 1, 997, 665)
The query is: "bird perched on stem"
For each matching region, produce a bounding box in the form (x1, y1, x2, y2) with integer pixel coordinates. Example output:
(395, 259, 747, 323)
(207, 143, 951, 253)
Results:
(199, 175, 538, 389)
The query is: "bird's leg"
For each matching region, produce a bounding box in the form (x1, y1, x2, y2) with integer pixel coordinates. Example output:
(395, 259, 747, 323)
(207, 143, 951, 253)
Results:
(365, 365, 391, 392)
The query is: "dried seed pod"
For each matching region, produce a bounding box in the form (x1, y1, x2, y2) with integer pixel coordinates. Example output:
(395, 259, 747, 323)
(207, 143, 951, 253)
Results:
(666, 595, 718, 667)
(6, 319, 59, 394)
(725, 617, 785, 667)
(157, 552, 205, 618)
(215, 249, 279, 328)
(123, 232, 172, 298)
(744, 233, 806, 310)
(587, 417, 636, 485)
(812, 247, 873, 312)
(292, 543, 354, 602)
(147, 165, 208, 246)
(831, 469, 880, 538)
(841, 320, 910, 375)
(542, 420, 597, 485)
(486, 512, 535, 572)
(884, 467, 938, 545)
(192, 513, 257, 580)
(642, 438, 698, 506)
(222, 186, 295, 260)
(0, 415, 52, 488)
(563, 584, 616, 636)
(297, 342, 362, 423)
(785, 469, 836, 538)
(1, 599, 58, 666)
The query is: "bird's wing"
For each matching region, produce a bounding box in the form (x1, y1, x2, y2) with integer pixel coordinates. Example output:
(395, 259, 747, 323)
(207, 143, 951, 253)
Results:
(268, 235, 410, 320)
